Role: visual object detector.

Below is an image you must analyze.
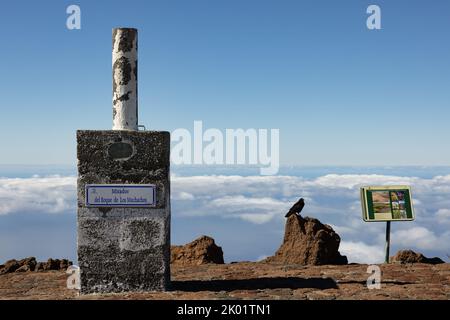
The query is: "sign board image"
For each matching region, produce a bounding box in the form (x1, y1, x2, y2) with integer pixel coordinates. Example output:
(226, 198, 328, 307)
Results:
(361, 186, 415, 222)
(85, 184, 156, 207)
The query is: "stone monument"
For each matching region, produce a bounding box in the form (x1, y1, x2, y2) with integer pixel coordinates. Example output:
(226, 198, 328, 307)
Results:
(77, 28, 170, 294)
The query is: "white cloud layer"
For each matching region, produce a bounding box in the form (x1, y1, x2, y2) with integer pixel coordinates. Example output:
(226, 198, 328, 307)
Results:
(0, 176, 76, 216)
(1, 173, 450, 263)
(339, 241, 385, 264)
(390, 227, 450, 251)
(436, 209, 450, 225)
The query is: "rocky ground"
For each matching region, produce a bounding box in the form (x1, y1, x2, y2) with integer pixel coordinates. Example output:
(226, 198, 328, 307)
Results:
(1, 211, 448, 300)
(0, 262, 449, 300)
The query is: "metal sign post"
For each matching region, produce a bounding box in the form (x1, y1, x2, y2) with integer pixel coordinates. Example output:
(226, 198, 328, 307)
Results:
(360, 186, 415, 264)
(385, 221, 391, 264)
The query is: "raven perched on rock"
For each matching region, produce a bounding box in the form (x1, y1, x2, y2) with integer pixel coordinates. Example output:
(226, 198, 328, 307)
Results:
(285, 198, 305, 217)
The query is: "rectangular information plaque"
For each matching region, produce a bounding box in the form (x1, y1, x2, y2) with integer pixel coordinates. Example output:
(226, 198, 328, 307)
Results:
(361, 185, 415, 222)
(85, 184, 156, 207)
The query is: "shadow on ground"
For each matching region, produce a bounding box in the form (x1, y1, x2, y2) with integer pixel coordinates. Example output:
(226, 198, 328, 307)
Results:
(337, 280, 414, 285)
(171, 277, 338, 292)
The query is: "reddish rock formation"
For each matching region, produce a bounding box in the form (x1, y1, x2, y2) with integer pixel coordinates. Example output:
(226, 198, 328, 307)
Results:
(0, 260, 21, 274)
(41, 258, 72, 271)
(265, 214, 347, 265)
(0, 257, 72, 275)
(0, 257, 37, 274)
(391, 250, 445, 264)
(171, 236, 224, 266)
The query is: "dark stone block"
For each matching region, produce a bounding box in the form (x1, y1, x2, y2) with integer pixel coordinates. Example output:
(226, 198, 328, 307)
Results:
(77, 130, 170, 294)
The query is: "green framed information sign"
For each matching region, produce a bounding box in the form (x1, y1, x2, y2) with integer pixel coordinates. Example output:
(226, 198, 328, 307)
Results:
(361, 185, 415, 222)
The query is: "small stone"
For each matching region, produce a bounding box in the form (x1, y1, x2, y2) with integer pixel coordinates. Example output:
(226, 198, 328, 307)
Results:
(390, 250, 445, 264)
(43, 259, 61, 271)
(0, 259, 20, 274)
(15, 265, 30, 273)
(59, 259, 72, 270)
(171, 236, 224, 266)
(18, 257, 37, 271)
(35, 262, 44, 272)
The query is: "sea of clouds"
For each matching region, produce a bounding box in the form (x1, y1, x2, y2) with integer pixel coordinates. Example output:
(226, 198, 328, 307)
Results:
(0, 173, 449, 264)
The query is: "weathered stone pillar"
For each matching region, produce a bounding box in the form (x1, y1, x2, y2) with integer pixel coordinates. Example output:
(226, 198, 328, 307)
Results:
(77, 28, 170, 294)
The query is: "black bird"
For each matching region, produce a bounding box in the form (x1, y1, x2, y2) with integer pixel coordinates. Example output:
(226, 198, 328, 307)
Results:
(285, 198, 305, 217)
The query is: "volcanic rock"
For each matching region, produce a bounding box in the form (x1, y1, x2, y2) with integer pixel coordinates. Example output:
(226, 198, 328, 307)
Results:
(59, 259, 71, 270)
(390, 250, 445, 264)
(0, 257, 71, 275)
(35, 263, 44, 272)
(265, 214, 347, 265)
(42, 259, 72, 271)
(15, 265, 30, 273)
(0, 257, 37, 274)
(0, 260, 20, 274)
(18, 257, 37, 271)
(171, 235, 225, 266)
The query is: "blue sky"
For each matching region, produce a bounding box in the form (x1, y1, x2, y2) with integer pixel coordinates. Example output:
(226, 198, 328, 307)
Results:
(1, 0, 450, 165)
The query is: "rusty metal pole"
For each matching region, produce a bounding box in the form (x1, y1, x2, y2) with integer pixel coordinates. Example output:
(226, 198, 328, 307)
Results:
(112, 28, 138, 130)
